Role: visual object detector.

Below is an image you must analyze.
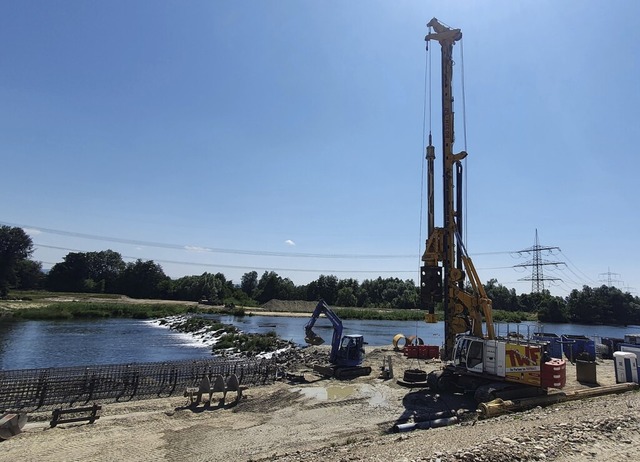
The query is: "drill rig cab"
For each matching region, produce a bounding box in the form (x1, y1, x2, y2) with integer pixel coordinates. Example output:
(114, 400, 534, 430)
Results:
(420, 18, 566, 401)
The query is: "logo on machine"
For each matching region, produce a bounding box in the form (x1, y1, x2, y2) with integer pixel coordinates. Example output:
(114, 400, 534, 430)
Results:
(505, 345, 541, 372)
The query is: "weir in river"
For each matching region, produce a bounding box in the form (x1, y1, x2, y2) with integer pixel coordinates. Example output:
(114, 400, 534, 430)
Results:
(0, 357, 277, 412)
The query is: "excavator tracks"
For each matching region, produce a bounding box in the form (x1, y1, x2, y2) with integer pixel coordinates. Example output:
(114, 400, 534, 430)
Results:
(334, 366, 372, 381)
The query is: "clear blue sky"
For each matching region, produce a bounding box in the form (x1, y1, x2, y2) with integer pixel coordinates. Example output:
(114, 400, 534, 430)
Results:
(1, 1, 638, 297)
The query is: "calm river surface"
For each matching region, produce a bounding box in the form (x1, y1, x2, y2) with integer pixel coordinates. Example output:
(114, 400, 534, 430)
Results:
(1, 314, 639, 370)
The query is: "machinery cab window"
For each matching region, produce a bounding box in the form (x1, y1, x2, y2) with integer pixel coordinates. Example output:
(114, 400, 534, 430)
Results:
(453, 337, 470, 367)
(340, 335, 364, 362)
(453, 336, 484, 373)
(466, 339, 484, 373)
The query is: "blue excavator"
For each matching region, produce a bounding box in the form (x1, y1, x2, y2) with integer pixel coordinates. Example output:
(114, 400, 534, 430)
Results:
(304, 300, 372, 380)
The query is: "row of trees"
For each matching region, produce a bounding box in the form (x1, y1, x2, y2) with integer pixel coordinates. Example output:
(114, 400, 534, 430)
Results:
(2, 225, 640, 325)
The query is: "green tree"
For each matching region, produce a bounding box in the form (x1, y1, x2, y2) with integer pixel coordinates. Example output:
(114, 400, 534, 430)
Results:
(47, 252, 90, 292)
(47, 250, 125, 293)
(484, 279, 518, 311)
(336, 287, 357, 307)
(240, 271, 258, 297)
(213, 272, 236, 302)
(567, 286, 601, 324)
(394, 280, 420, 309)
(118, 259, 169, 299)
(0, 226, 34, 296)
(85, 250, 126, 293)
(306, 275, 339, 305)
(14, 259, 45, 290)
(563, 285, 639, 325)
(167, 272, 232, 303)
(254, 271, 295, 304)
(537, 296, 569, 323)
(358, 277, 385, 307)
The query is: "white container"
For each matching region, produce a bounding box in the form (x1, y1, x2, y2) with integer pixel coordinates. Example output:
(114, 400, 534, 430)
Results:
(613, 351, 638, 384)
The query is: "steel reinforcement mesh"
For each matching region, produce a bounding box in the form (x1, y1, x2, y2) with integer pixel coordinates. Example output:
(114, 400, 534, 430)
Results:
(0, 357, 277, 412)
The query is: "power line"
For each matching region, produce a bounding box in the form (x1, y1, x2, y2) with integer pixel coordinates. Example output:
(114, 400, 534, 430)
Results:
(545, 266, 582, 287)
(558, 250, 597, 285)
(3, 221, 413, 260)
(34, 244, 415, 275)
(6, 220, 522, 260)
(11, 221, 614, 293)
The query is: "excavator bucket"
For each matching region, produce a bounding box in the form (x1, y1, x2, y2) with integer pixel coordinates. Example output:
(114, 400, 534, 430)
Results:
(425, 313, 437, 323)
(304, 329, 325, 346)
(0, 413, 28, 440)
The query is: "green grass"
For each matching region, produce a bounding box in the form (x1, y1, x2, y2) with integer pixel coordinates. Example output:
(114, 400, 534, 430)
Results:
(330, 308, 536, 323)
(334, 308, 426, 321)
(492, 310, 537, 323)
(6, 290, 122, 301)
(5, 289, 537, 324)
(11, 302, 196, 320)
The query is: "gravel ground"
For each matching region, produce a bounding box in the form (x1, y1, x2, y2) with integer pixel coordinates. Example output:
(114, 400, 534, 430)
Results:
(2, 346, 639, 462)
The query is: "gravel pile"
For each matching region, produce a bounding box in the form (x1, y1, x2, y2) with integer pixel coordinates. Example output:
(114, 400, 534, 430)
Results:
(436, 415, 639, 461)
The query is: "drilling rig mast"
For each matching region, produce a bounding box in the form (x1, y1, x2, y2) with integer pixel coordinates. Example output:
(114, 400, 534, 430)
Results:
(420, 18, 494, 360)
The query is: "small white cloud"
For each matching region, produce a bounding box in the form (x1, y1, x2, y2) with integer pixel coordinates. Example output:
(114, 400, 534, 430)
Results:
(284, 239, 296, 246)
(24, 228, 42, 236)
(184, 245, 212, 253)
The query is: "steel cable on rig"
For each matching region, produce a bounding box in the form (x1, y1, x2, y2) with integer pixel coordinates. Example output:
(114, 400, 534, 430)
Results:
(418, 33, 433, 266)
(459, 37, 469, 248)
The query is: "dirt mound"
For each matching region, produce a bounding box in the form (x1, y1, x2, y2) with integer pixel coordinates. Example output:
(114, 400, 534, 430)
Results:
(260, 299, 319, 312)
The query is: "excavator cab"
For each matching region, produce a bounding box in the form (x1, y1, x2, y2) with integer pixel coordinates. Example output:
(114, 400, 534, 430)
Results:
(335, 334, 366, 367)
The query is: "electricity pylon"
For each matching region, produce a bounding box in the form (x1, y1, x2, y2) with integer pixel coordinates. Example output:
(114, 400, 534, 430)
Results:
(513, 229, 564, 293)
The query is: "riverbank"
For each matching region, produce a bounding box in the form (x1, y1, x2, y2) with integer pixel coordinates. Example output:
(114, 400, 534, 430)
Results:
(1, 292, 539, 322)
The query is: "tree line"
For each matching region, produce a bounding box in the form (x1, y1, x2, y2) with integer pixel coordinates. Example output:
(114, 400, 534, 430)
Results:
(2, 225, 640, 325)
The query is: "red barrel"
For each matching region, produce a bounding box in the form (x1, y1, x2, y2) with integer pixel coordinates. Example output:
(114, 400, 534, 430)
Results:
(540, 358, 566, 388)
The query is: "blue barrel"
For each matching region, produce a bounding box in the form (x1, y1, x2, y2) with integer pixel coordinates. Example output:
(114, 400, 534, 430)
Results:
(533, 332, 563, 359)
(561, 334, 596, 361)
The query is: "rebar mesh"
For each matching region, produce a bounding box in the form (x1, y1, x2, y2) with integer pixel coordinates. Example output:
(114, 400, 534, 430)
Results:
(0, 357, 277, 412)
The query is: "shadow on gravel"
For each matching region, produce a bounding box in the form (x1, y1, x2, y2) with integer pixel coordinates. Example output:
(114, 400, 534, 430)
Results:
(390, 388, 477, 432)
(174, 399, 241, 414)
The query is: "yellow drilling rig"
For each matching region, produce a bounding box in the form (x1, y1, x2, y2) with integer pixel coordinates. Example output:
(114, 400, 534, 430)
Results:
(419, 18, 566, 401)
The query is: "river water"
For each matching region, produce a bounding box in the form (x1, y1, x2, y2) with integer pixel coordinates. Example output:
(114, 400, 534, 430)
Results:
(1, 314, 639, 370)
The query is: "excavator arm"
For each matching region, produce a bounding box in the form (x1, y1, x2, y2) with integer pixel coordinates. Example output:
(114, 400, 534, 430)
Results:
(304, 300, 344, 364)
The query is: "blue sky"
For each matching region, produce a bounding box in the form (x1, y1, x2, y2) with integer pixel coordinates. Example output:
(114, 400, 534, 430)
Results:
(1, 1, 638, 297)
